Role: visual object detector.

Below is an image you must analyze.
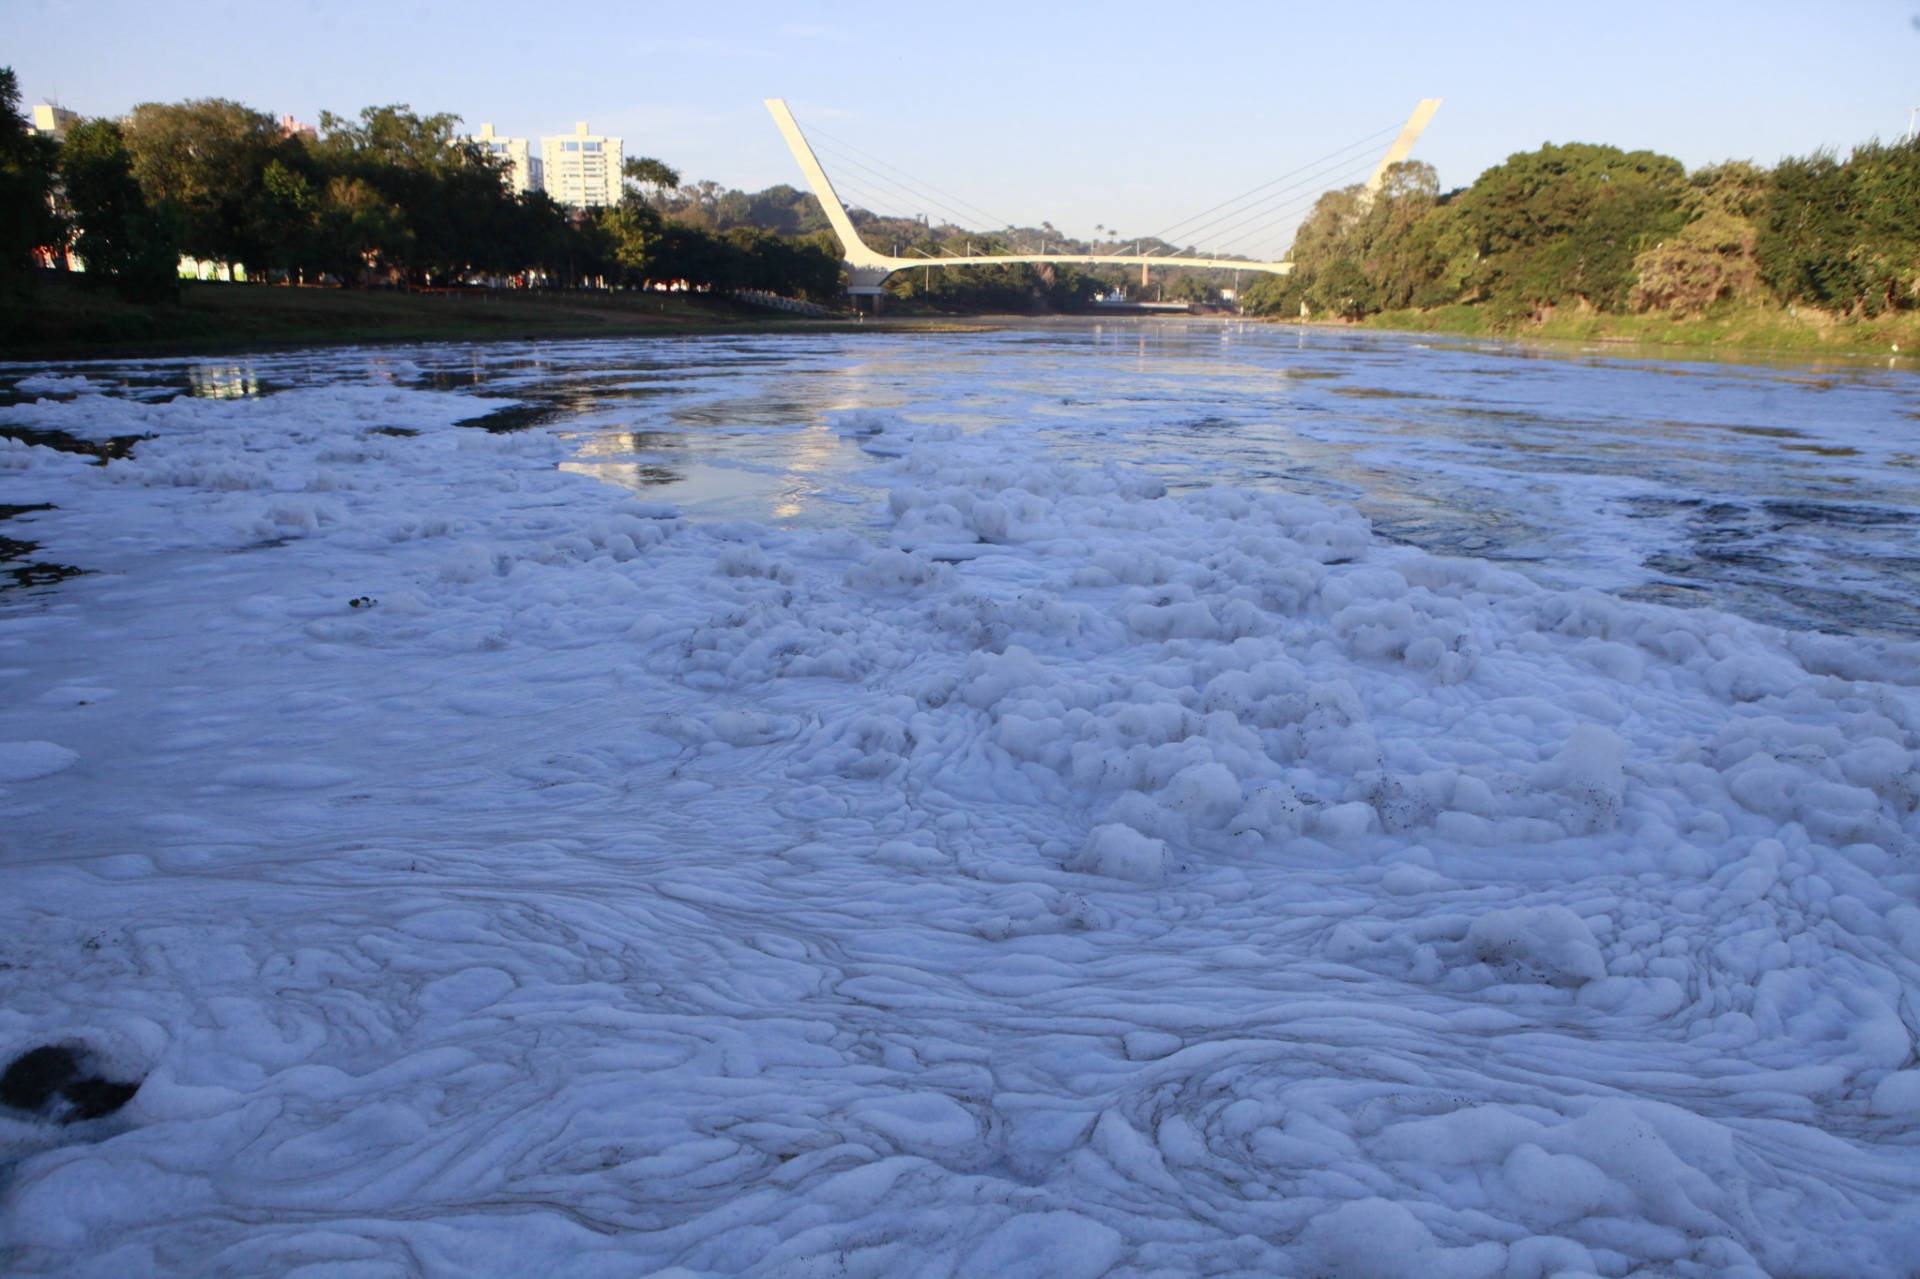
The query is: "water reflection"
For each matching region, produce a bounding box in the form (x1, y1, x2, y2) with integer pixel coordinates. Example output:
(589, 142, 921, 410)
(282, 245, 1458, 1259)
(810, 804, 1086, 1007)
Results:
(559, 429, 687, 489)
(189, 364, 264, 400)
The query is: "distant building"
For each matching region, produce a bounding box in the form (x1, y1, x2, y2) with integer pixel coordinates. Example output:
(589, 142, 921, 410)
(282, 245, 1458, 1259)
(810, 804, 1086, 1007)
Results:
(278, 113, 317, 142)
(28, 103, 79, 140)
(472, 123, 543, 196)
(540, 122, 622, 209)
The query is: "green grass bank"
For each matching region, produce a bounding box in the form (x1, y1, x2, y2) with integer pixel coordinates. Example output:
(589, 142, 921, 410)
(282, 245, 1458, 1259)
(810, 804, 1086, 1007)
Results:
(1355, 302, 1920, 361)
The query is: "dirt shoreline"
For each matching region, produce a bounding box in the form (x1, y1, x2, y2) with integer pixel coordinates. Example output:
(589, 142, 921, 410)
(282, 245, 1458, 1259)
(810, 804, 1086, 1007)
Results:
(13, 281, 1920, 369)
(3, 280, 993, 363)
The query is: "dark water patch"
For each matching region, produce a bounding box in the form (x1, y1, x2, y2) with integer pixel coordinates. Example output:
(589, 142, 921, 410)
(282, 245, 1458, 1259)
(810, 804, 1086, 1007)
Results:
(1766, 582, 1918, 635)
(0, 504, 85, 591)
(1764, 500, 1916, 527)
(2, 556, 87, 591)
(622, 465, 682, 486)
(1328, 385, 1442, 400)
(1650, 547, 1790, 573)
(1622, 496, 1705, 519)
(457, 401, 574, 433)
(370, 426, 419, 437)
(1, 536, 87, 591)
(664, 400, 809, 431)
(0, 1044, 142, 1122)
(1620, 581, 1720, 610)
(0, 424, 148, 463)
(452, 384, 666, 433)
(1366, 506, 1536, 561)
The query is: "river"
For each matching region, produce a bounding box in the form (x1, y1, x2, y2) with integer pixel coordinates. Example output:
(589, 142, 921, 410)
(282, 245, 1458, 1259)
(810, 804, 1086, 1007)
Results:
(21, 318, 1914, 634)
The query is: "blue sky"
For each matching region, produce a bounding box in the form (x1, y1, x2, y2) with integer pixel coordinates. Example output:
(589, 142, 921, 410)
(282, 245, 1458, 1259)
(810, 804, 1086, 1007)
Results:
(8, 0, 1920, 257)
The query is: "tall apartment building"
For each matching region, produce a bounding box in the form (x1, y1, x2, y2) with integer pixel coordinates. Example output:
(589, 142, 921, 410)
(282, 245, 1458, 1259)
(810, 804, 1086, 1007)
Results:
(28, 103, 79, 140)
(540, 122, 622, 209)
(471, 123, 543, 196)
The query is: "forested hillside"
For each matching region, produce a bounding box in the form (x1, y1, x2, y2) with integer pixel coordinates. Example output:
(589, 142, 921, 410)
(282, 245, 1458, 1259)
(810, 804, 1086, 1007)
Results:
(1243, 136, 1920, 330)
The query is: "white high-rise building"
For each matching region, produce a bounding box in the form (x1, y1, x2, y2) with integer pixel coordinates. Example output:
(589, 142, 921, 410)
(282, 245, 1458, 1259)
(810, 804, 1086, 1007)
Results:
(471, 123, 543, 196)
(28, 103, 80, 140)
(540, 122, 622, 209)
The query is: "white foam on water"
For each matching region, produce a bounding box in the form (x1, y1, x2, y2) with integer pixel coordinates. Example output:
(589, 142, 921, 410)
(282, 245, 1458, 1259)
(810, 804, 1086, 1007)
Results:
(1, 368, 1918, 1277)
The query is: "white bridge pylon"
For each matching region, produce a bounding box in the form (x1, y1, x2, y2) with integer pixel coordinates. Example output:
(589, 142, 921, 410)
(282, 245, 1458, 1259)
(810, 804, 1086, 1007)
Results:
(765, 97, 1440, 297)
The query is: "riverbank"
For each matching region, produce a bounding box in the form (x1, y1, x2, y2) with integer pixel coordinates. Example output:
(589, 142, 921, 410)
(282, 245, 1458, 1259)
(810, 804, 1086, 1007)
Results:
(1356, 301, 1920, 361)
(5, 278, 918, 361)
(19, 281, 1920, 368)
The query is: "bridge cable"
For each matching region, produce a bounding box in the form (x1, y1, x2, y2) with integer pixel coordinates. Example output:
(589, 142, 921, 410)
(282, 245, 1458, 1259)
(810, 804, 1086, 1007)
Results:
(801, 145, 957, 223)
(1153, 132, 1404, 253)
(808, 137, 1010, 230)
(1213, 187, 1376, 261)
(808, 142, 1025, 253)
(809, 142, 988, 232)
(805, 123, 1021, 232)
(1205, 147, 1390, 245)
(1141, 121, 1403, 248)
(1188, 152, 1389, 256)
(1208, 153, 1388, 256)
(1205, 162, 1390, 261)
(801, 117, 1411, 266)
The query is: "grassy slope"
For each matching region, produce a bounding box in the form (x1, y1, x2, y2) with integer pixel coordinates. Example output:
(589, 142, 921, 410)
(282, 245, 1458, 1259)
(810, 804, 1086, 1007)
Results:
(5, 279, 865, 360)
(1356, 302, 1920, 359)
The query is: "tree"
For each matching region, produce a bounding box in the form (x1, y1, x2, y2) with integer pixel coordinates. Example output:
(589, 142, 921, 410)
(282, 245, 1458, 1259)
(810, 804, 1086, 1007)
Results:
(121, 98, 290, 269)
(600, 199, 666, 283)
(59, 118, 180, 302)
(622, 155, 679, 205)
(505, 189, 577, 284)
(723, 226, 840, 299)
(0, 67, 64, 317)
(1630, 162, 1770, 315)
(313, 175, 408, 284)
(1758, 139, 1920, 316)
(250, 158, 321, 278)
(1242, 163, 1471, 320)
(310, 105, 522, 284)
(1461, 142, 1688, 320)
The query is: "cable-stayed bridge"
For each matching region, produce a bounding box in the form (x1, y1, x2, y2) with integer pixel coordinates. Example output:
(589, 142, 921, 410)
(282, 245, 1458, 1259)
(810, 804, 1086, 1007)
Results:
(765, 98, 1440, 300)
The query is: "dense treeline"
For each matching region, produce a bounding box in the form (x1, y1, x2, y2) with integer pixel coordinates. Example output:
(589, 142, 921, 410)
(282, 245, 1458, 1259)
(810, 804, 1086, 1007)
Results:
(0, 71, 840, 314)
(1244, 134, 1920, 326)
(656, 178, 1128, 311)
(0, 69, 63, 323)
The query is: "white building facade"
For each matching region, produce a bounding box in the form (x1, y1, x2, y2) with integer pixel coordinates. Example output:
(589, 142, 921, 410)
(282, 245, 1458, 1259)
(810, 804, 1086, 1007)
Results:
(471, 123, 543, 196)
(540, 122, 622, 209)
(28, 103, 79, 140)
